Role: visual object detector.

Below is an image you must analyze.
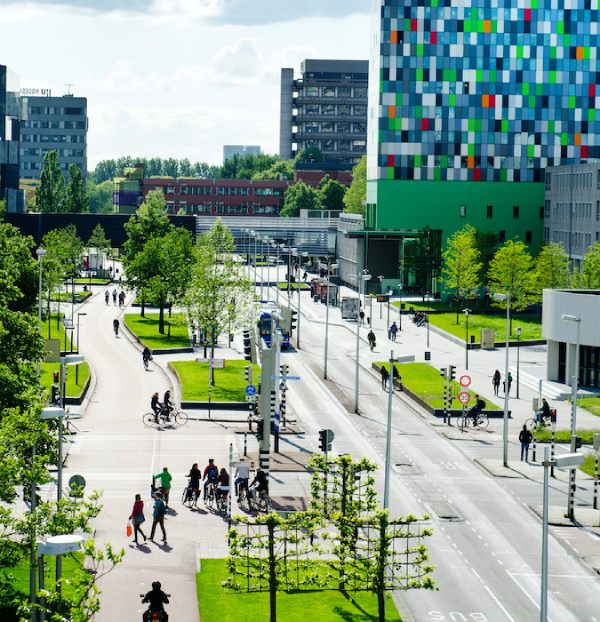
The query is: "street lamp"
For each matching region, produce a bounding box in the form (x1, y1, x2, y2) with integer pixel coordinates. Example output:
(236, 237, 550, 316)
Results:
(493, 291, 510, 467)
(323, 261, 339, 379)
(463, 308, 471, 370)
(354, 269, 371, 413)
(378, 275, 384, 319)
(516, 326, 522, 399)
(561, 313, 581, 520)
(75, 313, 87, 384)
(292, 250, 308, 348)
(397, 283, 403, 331)
(273, 241, 281, 305)
(384, 350, 395, 509)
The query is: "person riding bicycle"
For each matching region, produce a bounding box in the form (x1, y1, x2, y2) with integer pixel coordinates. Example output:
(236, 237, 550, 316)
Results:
(203, 459, 219, 501)
(469, 394, 486, 426)
(249, 467, 268, 499)
(113, 318, 119, 336)
(141, 581, 169, 622)
(187, 462, 201, 499)
(216, 468, 230, 504)
(151, 392, 162, 424)
(142, 346, 152, 369)
(367, 329, 376, 351)
(234, 459, 251, 498)
(537, 398, 551, 424)
(162, 389, 174, 420)
(104, 290, 109, 305)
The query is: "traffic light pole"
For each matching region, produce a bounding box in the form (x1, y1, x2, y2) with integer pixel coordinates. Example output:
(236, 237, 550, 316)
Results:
(259, 343, 275, 478)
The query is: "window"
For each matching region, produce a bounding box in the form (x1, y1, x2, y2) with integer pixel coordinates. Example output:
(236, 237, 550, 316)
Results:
(597, 200, 600, 222)
(459, 205, 467, 218)
(486, 205, 493, 218)
(338, 140, 351, 152)
(353, 87, 368, 98)
(304, 122, 319, 134)
(525, 231, 532, 243)
(322, 104, 335, 115)
(353, 105, 367, 116)
(597, 170, 600, 190)
(337, 122, 351, 133)
(64, 107, 83, 115)
(322, 87, 335, 97)
(545, 172, 551, 190)
(321, 122, 335, 133)
(513, 205, 520, 218)
(499, 230, 506, 242)
(305, 86, 319, 97)
(338, 87, 351, 97)
(338, 104, 351, 116)
(304, 103, 319, 115)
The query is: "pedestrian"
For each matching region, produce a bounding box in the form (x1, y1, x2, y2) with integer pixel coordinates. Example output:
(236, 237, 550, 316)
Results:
(129, 493, 147, 545)
(112, 288, 117, 305)
(359, 310, 365, 326)
(367, 329, 376, 351)
(503, 371, 513, 396)
(113, 318, 119, 337)
(104, 290, 109, 305)
(153, 467, 172, 507)
(519, 425, 533, 461)
(389, 321, 398, 342)
(492, 370, 501, 396)
(381, 366, 389, 390)
(119, 291, 125, 307)
(149, 491, 167, 542)
(390, 363, 402, 390)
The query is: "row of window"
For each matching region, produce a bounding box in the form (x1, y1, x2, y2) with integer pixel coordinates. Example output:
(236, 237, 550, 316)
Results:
(297, 138, 366, 153)
(458, 203, 543, 221)
(28, 106, 85, 116)
(546, 170, 600, 191)
(22, 161, 77, 170)
(165, 202, 279, 216)
(22, 120, 86, 130)
(153, 185, 285, 197)
(21, 134, 85, 144)
(550, 201, 599, 221)
(551, 230, 595, 250)
(301, 86, 367, 99)
(299, 121, 366, 134)
(299, 104, 368, 118)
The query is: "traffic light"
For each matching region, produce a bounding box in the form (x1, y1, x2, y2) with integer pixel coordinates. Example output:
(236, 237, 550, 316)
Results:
(575, 436, 582, 449)
(449, 365, 456, 382)
(279, 308, 292, 334)
(319, 429, 327, 452)
(244, 365, 252, 385)
(290, 310, 298, 334)
(439, 367, 447, 378)
(257, 419, 264, 441)
(53, 371, 59, 383)
(243, 330, 256, 363)
(51, 384, 59, 405)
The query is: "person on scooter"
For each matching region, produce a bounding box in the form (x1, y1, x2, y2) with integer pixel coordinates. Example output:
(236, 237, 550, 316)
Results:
(141, 581, 169, 621)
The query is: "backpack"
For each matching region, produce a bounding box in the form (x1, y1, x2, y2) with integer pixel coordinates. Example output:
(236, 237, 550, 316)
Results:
(156, 499, 166, 516)
(477, 398, 486, 409)
(208, 465, 218, 479)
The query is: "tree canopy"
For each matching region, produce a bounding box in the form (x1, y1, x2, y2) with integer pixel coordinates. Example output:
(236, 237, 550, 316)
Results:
(488, 239, 535, 314)
(92, 156, 220, 183)
(580, 241, 600, 288)
(65, 164, 90, 213)
(319, 176, 347, 211)
(37, 150, 66, 213)
(343, 155, 366, 215)
(280, 180, 322, 217)
(532, 242, 570, 299)
(441, 225, 482, 303)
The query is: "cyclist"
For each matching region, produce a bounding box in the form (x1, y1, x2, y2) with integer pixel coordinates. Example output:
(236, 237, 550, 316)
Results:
(469, 394, 486, 426)
(151, 392, 162, 424)
(537, 397, 551, 424)
(203, 459, 219, 501)
(234, 459, 251, 499)
(162, 389, 174, 420)
(216, 468, 230, 506)
(142, 346, 152, 370)
(104, 290, 109, 305)
(249, 467, 268, 500)
(113, 318, 119, 336)
(187, 462, 201, 501)
(141, 581, 169, 622)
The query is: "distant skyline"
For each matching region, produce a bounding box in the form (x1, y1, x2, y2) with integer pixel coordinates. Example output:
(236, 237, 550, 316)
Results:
(0, 0, 370, 170)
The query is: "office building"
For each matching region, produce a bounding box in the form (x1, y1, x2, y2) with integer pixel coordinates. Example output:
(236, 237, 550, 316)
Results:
(223, 145, 262, 162)
(0, 65, 22, 212)
(113, 164, 144, 214)
(544, 163, 600, 270)
(20, 93, 88, 179)
(279, 59, 368, 166)
(365, 0, 600, 293)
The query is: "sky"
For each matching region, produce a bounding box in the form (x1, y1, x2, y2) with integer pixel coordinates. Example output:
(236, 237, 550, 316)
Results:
(0, 0, 371, 170)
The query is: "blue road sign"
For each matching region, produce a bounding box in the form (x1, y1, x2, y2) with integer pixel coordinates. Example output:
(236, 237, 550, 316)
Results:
(245, 384, 257, 397)
(271, 375, 301, 380)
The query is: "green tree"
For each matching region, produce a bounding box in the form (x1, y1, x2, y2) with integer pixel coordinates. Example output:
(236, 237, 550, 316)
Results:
(65, 164, 90, 213)
(280, 181, 322, 217)
(441, 225, 482, 319)
(88, 180, 114, 213)
(87, 224, 111, 256)
(37, 150, 66, 213)
(532, 242, 570, 300)
(185, 220, 254, 359)
(581, 241, 600, 288)
(475, 231, 500, 287)
(252, 159, 294, 181)
(294, 146, 323, 164)
(343, 155, 366, 215)
(319, 176, 347, 211)
(488, 239, 535, 323)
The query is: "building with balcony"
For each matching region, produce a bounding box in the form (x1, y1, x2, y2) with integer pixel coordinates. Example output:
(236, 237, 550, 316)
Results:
(19, 93, 88, 179)
(0, 64, 22, 212)
(279, 59, 368, 166)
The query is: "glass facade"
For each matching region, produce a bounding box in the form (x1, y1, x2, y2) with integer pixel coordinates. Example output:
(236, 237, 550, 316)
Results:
(369, 0, 600, 183)
(0, 65, 22, 212)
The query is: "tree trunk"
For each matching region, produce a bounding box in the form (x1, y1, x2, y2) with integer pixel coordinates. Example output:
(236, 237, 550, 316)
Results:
(141, 299, 146, 318)
(158, 301, 165, 334)
(377, 513, 388, 622)
(268, 521, 277, 622)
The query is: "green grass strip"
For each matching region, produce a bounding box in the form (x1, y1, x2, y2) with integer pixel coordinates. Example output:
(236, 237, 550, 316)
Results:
(123, 312, 190, 349)
(427, 313, 542, 343)
(40, 362, 90, 398)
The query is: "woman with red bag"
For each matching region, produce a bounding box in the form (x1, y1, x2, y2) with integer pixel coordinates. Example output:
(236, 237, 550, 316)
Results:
(129, 493, 147, 545)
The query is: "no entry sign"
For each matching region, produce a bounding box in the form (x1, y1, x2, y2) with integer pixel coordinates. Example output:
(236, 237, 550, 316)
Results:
(459, 375, 471, 387)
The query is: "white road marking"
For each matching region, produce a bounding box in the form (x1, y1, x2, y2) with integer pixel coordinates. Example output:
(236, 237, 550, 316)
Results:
(470, 567, 516, 622)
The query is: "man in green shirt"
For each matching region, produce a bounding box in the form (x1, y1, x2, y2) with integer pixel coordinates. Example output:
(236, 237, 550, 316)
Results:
(154, 467, 173, 507)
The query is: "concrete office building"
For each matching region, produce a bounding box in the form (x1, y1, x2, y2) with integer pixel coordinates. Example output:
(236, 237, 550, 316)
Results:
(20, 93, 88, 180)
(544, 163, 600, 271)
(0, 65, 22, 213)
(223, 145, 261, 162)
(279, 59, 368, 166)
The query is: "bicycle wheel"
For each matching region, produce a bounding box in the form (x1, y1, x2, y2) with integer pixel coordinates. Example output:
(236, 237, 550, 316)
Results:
(174, 411, 189, 427)
(525, 418, 537, 431)
(182, 487, 190, 506)
(143, 413, 157, 428)
(205, 485, 215, 508)
(461, 416, 471, 428)
(477, 413, 489, 429)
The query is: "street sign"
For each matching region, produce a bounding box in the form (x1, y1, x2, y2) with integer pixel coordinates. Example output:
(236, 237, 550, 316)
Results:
(271, 375, 301, 380)
(195, 358, 225, 367)
(326, 429, 335, 443)
(459, 375, 471, 387)
(69, 474, 86, 490)
(245, 384, 257, 397)
(594, 434, 600, 452)
(376, 294, 390, 303)
(458, 391, 470, 404)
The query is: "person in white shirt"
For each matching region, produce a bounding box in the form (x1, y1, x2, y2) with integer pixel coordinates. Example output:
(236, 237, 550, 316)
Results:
(234, 460, 252, 498)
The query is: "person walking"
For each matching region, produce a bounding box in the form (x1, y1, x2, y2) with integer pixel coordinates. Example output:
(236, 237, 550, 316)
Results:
(104, 290, 109, 305)
(519, 425, 533, 461)
(504, 371, 513, 396)
(153, 467, 173, 507)
(492, 370, 501, 396)
(149, 491, 167, 542)
(129, 493, 147, 545)
(112, 288, 117, 305)
(389, 321, 398, 342)
(359, 310, 365, 326)
(381, 366, 389, 390)
(113, 318, 119, 337)
(390, 363, 402, 390)
(367, 329, 376, 351)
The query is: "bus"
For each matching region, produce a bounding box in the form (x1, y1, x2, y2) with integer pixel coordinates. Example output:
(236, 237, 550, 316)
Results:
(258, 311, 291, 350)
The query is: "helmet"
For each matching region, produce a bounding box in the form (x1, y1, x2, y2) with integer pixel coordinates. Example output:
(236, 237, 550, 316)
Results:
(152, 581, 161, 590)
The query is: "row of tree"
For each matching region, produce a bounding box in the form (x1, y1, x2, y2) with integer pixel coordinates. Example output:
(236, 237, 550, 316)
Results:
(280, 176, 347, 216)
(442, 224, 600, 312)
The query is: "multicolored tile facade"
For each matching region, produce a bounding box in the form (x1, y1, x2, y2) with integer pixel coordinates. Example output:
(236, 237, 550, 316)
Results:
(369, 0, 600, 183)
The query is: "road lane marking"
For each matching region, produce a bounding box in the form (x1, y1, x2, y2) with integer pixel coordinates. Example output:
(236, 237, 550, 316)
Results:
(470, 567, 516, 622)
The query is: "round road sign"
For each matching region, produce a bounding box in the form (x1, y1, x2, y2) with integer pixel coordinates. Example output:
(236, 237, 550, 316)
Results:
(245, 384, 257, 397)
(459, 375, 471, 387)
(458, 391, 470, 404)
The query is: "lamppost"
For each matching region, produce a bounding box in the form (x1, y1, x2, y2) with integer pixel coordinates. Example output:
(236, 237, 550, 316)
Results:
(249, 230, 257, 295)
(273, 241, 281, 304)
(260, 236, 266, 301)
(323, 260, 339, 380)
(75, 313, 87, 384)
(397, 283, 403, 331)
(293, 250, 308, 348)
(562, 313, 581, 520)
(463, 308, 471, 370)
(378, 275, 384, 319)
(516, 326, 522, 399)
(384, 349, 395, 509)
(354, 269, 371, 413)
(493, 291, 511, 467)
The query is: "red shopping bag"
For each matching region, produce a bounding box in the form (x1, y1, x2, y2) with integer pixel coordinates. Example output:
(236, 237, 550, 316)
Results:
(126, 522, 133, 538)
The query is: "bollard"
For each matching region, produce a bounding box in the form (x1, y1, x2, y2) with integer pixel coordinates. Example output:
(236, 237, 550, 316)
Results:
(244, 432, 248, 458)
(550, 427, 556, 478)
(595, 454, 599, 510)
(532, 437, 536, 463)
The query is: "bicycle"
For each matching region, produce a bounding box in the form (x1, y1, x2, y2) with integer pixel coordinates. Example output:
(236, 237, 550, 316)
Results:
(204, 481, 216, 508)
(181, 479, 198, 507)
(215, 488, 228, 513)
(142, 407, 189, 428)
(462, 411, 489, 429)
(525, 412, 553, 431)
(248, 487, 272, 513)
(237, 481, 250, 511)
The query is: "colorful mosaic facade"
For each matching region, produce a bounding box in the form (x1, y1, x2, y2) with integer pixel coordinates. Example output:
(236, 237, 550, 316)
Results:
(368, 0, 600, 184)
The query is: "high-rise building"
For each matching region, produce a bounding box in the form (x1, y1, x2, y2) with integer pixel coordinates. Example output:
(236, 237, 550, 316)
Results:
(0, 65, 22, 213)
(223, 145, 262, 162)
(19, 93, 88, 180)
(279, 59, 368, 166)
(366, 0, 599, 277)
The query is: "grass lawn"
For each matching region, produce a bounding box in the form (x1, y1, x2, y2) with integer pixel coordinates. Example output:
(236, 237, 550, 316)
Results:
(428, 313, 542, 343)
(197, 559, 402, 622)
(533, 428, 599, 444)
(74, 278, 111, 284)
(377, 362, 499, 410)
(40, 362, 90, 398)
(581, 454, 600, 477)
(51, 291, 93, 303)
(123, 312, 190, 349)
(579, 397, 600, 417)
(41, 313, 72, 347)
(276, 282, 311, 290)
(172, 360, 260, 401)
